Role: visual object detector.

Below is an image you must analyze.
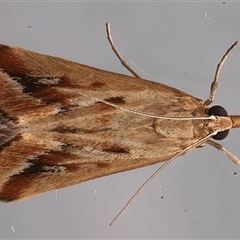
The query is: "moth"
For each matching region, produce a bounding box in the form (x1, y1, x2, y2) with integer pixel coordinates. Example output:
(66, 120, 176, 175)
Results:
(0, 24, 240, 211)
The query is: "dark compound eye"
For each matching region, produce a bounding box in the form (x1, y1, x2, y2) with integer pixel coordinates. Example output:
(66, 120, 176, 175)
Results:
(207, 105, 229, 140)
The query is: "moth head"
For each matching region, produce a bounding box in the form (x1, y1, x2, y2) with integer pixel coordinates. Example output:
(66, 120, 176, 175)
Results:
(207, 105, 229, 140)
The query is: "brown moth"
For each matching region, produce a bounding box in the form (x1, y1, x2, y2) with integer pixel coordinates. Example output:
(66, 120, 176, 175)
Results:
(0, 23, 240, 210)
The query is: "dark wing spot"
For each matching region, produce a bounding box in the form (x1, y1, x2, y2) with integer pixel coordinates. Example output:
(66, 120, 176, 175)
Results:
(103, 146, 129, 154)
(96, 162, 110, 168)
(104, 96, 125, 104)
(90, 82, 106, 88)
(21, 159, 65, 175)
(12, 75, 62, 93)
(53, 127, 111, 134)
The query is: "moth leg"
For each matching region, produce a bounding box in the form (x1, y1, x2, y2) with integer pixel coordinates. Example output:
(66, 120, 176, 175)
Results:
(196, 143, 206, 148)
(204, 41, 238, 106)
(105, 23, 142, 78)
(207, 139, 240, 164)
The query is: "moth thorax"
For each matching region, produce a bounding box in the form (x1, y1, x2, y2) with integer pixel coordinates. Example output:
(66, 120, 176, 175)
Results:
(153, 118, 197, 139)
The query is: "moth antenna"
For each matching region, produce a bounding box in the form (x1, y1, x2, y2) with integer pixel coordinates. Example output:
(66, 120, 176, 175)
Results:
(77, 90, 216, 121)
(106, 22, 142, 78)
(207, 139, 240, 164)
(204, 41, 238, 106)
(109, 131, 218, 226)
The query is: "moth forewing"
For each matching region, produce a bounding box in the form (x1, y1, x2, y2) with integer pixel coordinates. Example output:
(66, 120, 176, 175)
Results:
(0, 44, 213, 201)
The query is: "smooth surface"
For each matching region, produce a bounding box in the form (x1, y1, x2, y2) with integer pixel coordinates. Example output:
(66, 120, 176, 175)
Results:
(1, 2, 240, 239)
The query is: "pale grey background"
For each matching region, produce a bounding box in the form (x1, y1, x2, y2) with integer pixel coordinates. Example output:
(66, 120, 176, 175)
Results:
(1, 1, 240, 239)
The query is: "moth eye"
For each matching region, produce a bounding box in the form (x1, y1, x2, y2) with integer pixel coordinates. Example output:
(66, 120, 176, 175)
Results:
(207, 105, 229, 140)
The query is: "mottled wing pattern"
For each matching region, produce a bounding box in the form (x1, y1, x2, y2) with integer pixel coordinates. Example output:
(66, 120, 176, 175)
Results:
(0, 45, 206, 201)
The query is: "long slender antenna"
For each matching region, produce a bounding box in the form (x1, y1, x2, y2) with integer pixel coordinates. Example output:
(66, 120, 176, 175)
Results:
(204, 41, 238, 106)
